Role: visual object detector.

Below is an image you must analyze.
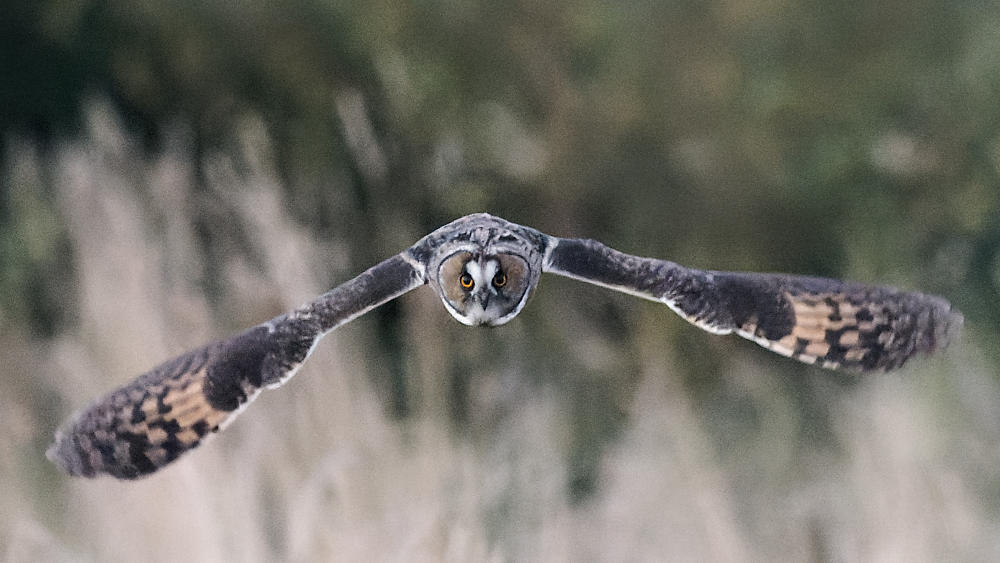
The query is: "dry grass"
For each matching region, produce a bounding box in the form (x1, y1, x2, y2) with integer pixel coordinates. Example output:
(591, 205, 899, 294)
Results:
(3, 101, 998, 562)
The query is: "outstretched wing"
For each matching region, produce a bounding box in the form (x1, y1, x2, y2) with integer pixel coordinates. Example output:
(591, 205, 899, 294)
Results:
(48, 253, 425, 479)
(543, 237, 961, 372)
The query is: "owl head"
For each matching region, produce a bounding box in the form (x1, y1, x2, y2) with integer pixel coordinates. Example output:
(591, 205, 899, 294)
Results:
(425, 215, 545, 326)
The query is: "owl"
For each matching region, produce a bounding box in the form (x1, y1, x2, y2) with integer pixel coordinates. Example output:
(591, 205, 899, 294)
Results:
(48, 213, 962, 479)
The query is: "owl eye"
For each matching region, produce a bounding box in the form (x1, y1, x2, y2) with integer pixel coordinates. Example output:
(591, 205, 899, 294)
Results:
(460, 272, 475, 289)
(493, 271, 507, 288)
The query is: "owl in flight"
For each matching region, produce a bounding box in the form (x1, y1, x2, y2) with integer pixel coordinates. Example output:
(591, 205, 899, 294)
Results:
(49, 213, 962, 479)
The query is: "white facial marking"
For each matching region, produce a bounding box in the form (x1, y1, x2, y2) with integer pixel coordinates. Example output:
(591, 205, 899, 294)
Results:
(484, 259, 499, 292)
(464, 302, 488, 324)
(465, 260, 484, 289)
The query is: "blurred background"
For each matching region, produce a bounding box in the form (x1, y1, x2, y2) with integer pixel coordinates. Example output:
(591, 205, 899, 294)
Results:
(2, 1, 998, 561)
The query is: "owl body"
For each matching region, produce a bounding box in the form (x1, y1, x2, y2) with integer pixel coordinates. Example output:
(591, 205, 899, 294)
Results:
(49, 213, 962, 479)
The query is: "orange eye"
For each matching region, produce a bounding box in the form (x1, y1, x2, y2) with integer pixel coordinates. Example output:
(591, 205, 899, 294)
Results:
(460, 272, 475, 289)
(493, 272, 507, 288)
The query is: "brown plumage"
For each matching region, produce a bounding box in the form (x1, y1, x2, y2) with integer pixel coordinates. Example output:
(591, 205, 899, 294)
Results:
(49, 214, 961, 479)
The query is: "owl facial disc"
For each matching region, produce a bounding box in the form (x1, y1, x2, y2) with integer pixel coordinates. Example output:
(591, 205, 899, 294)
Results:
(437, 251, 532, 327)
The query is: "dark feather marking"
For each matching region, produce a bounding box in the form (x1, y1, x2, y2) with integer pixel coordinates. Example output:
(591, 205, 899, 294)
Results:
(49, 214, 961, 480)
(130, 402, 146, 424)
(714, 274, 796, 340)
(49, 252, 423, 479)
(122, 432, 158, 476)
(203, 326, 274, 411)
(191, 420, 211, 438)
(822, 327, 850, 365)
(155, 392, 171, 415)
(547, 237, 961, 372)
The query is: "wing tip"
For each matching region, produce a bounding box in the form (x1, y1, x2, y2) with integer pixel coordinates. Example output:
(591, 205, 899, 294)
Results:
(735, 288, 962, 373)
(944, 302, 963, 339)
(930, 298, 963, 353)
(855, 294, 962, 373)
(47, 425, 98, 479)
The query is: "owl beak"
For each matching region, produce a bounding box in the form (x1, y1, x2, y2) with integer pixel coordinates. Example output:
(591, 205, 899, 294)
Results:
(459, 290, 493, 326)
(475, 290, 492, 309)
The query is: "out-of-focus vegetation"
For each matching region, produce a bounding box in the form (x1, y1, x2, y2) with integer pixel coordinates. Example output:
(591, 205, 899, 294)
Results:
(2, 1, 998, 560)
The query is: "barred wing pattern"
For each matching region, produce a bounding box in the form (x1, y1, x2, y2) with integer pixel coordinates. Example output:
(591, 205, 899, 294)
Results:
(49, 214, 961, 480)
(544, 238, 961, 372)
(48, 254, 424, 479)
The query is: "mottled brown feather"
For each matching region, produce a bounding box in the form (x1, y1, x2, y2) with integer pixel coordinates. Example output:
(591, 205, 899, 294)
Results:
(48, 347, 238, 479)
(49, 252, 425, 479)
(50, 215, 961, 482)
(545, 238, 961, 373)
(724, 277, 962, 372)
